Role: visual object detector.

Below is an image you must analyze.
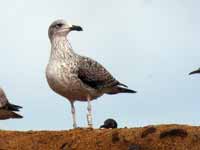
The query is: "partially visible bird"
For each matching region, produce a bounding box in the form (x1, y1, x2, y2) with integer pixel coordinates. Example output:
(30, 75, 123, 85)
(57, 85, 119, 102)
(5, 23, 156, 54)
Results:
(189, 68, 200, 75)
(46, 19, 137, 128)
(0, 87, 23, 119)
(100, 118, 118, 129)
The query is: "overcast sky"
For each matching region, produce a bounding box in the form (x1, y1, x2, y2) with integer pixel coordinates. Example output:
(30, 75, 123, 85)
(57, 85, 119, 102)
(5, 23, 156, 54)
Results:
(0, 0, 200, 130)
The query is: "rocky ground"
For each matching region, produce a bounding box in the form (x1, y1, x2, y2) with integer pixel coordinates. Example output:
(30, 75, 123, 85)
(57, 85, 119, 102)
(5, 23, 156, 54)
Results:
(0, 124, 199, 150)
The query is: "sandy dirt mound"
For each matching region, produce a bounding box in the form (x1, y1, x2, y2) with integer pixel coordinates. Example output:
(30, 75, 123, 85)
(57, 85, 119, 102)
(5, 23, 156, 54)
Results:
(0, 124, 199, 150)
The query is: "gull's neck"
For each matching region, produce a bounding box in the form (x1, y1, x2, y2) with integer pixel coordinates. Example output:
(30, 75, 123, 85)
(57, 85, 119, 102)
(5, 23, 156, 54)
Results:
(50, 36, 75, 61)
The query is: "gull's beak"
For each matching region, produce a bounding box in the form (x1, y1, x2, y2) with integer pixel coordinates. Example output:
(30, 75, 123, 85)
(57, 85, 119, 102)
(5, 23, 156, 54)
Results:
(189, 69, 200, 75)
(70, 25, 83, 31)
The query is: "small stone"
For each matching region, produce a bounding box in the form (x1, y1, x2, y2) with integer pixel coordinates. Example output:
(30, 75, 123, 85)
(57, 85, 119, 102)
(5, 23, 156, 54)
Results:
(100, 118, 118, 129)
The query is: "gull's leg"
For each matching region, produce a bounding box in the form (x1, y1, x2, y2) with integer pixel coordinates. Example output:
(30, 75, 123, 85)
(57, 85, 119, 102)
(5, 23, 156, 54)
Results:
(87, 96, 93, 128)
(70, 101, 77, 128)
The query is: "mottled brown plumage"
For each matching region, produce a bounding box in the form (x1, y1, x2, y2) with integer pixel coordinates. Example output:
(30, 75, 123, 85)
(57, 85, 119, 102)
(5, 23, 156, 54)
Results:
(46, 19, 136, 128)
(78, 56, 136, 94)
(78, 57, 119, 88)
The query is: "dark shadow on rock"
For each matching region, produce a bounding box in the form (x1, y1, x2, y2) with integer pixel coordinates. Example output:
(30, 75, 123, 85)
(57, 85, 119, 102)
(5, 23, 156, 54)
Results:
(128, 144, 141, 150)
(112, 131, 120, 143)
(141, 126, 157, 138)
(160, 128, 188, 139)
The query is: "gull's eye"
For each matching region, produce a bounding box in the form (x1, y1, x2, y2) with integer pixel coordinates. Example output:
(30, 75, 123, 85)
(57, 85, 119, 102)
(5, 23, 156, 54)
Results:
(55, 23, 63, 28)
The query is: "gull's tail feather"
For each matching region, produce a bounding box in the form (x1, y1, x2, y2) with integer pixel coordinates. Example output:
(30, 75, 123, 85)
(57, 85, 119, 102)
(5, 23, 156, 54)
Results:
(10, 112, 23, 119)
(106, 86, 137, 94)
(7, 103, 22, 112)
(0, 110, 23, 120)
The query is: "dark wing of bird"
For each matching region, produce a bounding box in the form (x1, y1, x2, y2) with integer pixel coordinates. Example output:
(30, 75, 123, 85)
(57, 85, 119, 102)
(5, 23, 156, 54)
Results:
(78, 56, 127, 89)
(5, 103, 22, 111)
(0, 110, 23, 120)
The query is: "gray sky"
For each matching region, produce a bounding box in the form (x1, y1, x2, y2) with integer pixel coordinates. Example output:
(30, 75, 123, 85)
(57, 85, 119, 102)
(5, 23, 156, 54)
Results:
(0, 0, 200, 130)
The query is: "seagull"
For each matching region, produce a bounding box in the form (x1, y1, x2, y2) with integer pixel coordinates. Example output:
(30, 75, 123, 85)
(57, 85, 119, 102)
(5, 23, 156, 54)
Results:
(0, 87, 23, 119)
(189, 68, 200, 75)
(46, 19, 137, 128)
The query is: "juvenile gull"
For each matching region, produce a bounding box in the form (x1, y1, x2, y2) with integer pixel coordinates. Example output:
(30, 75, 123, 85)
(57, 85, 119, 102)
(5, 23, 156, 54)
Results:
(0, 87, 23, 119)
(46, 19, 137, 128)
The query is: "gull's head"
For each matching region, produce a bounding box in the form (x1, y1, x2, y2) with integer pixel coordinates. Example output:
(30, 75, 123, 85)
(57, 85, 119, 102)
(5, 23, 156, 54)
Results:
(48, 19, 83, 40)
